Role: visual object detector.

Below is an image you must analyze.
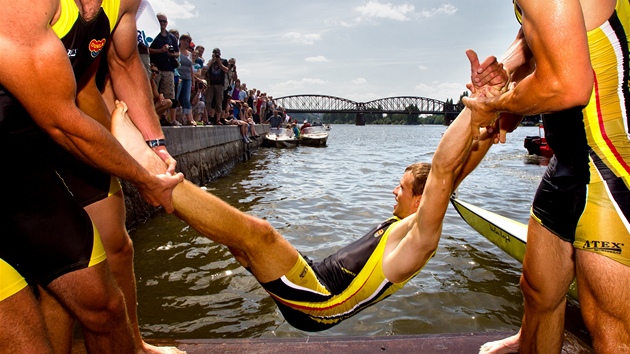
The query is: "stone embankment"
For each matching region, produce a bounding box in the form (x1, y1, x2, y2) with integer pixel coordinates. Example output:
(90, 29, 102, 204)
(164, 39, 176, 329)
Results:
(122, 124, 269, 228)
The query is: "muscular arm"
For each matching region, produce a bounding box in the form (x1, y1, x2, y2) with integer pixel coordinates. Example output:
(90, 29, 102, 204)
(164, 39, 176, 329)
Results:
(383, 108, 476, 282)
(0, 0, 181, 211)
(107, 0, 176, 173)
(464, 0, 593, 135)
(109, 0, 164, 141)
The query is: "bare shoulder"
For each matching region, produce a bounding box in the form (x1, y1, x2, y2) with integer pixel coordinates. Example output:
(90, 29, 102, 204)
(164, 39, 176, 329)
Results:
(384, 215, 415, 251)
(581, 0, 616, 30)
(118, 0, 141, 20)
(0, 0, 57, 38)
(0, 0, 62, 87)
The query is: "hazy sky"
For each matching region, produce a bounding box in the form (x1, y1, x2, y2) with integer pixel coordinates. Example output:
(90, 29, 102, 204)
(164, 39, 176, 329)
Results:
(144, 0, 521, 103)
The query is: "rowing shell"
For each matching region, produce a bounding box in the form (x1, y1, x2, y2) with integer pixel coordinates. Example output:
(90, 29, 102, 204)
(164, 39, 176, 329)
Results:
(450, 197, 578, 301)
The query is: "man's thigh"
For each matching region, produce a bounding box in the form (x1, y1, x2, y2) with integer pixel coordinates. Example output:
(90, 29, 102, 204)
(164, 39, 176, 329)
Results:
(576, 250, 630, 346)
(0, 286, 52, 353)
(84, 190, 129, 254)
(46, 261, 124, 323)
(522, 219, 576, 301)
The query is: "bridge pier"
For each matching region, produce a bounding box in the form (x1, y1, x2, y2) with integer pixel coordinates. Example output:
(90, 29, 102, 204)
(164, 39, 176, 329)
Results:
(355, 113, 365, 126)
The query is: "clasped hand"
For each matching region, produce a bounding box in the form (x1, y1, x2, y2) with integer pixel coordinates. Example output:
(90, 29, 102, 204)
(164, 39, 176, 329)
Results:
(461, 49, 510, 140)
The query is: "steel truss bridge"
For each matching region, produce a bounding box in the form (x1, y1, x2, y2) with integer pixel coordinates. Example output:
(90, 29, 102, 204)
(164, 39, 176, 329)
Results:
(273, 94, 461, 115)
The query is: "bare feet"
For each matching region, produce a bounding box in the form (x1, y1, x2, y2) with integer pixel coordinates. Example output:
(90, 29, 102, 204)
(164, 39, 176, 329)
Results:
(479, 332, 520, 354)
(142, 341, 186, 354)
(110, 100, 169, 176)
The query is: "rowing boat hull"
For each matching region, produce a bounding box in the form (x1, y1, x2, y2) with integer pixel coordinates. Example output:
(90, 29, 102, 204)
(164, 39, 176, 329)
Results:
(451, 197, 578, 300)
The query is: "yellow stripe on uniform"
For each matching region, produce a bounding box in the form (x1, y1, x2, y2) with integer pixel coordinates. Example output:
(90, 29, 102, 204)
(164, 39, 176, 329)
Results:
(51, 0, 79, 38)
(88, 222, 108, 267)
(108, 176, 122, 197)
(51, 0, 121, 38)
(0, 259, 28, 302)
(584, 20, 630, 185)
(101, 0, 121, 33)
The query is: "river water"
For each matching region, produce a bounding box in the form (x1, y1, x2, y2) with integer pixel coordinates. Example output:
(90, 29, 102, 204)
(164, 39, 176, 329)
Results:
(131, 124, 576, 340)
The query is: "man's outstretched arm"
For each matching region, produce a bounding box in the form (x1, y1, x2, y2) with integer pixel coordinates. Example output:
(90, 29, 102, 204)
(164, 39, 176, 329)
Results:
(383, 108, 477, 283)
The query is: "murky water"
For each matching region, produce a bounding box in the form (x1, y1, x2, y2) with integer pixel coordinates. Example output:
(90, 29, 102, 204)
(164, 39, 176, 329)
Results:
(131, 124, 581, 340)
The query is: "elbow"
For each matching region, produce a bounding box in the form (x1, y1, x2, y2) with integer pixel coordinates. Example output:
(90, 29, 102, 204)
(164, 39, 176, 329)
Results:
(547, 71, 593, 110)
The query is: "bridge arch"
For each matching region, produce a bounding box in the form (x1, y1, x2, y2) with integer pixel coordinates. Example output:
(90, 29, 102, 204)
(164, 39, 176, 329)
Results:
(273, 94, 460, 114)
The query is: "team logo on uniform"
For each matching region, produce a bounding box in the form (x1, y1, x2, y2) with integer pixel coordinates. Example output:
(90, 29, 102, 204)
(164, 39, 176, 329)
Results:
(89, 38, 107, 58)
(582, 240, 624, 254)
(374, 229, 385, 238)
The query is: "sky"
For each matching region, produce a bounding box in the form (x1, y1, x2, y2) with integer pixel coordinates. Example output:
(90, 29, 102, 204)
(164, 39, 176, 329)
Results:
(144, 0, 522, 103)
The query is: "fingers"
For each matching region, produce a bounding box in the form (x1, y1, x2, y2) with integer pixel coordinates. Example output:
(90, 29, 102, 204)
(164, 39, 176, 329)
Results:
(466, 49, 480, 92)
(157, 172, 184, 213)
(156, 149, 177, 175)
(466, 49, 480, 70)
(478, 55, 498, 73)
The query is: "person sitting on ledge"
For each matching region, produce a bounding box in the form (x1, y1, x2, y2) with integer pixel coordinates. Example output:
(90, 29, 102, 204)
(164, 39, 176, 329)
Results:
(110, 90, 499, 331)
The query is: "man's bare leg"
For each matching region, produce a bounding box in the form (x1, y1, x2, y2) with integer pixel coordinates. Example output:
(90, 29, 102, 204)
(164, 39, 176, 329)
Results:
(519, 219, 575, 353)
(85, 192, 185, 354)
(39, 288, 74, 353)
(111, 101, 298, 283)
(46, 261, 137, 353)
(0, 288, 53, 353)
(577, 250, 630, 353)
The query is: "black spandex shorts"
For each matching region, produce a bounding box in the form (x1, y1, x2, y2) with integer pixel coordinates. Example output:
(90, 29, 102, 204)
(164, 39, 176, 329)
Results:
(52, 145, 118, 207)
(0, 121, 107, 285)
(531, 156, 588, 243)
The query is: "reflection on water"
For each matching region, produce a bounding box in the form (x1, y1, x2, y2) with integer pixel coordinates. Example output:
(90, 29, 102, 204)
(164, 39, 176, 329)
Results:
(132, 125, 554, 339)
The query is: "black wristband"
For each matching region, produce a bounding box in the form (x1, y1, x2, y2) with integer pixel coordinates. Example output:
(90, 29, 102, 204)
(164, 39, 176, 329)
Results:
(146, 139, 166, 148)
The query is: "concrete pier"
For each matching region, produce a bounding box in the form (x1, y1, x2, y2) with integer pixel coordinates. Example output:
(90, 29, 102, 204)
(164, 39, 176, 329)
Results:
(122, 124, 269, 228)
(72, 331, 593, 353)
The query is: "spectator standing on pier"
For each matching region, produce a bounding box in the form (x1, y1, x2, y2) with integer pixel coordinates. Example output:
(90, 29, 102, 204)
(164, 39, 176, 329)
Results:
(204, 48, 229, 125)
(177, 33, 196, 126)
(149, 13, 179, 126)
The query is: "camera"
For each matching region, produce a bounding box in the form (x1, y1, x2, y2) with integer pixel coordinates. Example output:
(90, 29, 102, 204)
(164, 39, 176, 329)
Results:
(167, 44, 175, 53)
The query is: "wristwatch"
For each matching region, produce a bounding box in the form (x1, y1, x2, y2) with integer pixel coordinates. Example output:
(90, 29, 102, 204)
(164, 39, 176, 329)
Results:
(146, 139, 166, 148)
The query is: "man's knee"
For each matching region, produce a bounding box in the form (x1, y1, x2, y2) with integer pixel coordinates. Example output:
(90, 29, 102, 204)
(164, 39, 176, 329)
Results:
(519, 272, 566, 311)
(76, 286, 128, 333)
(48, 265, 128, 333)
(106, 234, 134, 269)
(243, 218, 278, 249)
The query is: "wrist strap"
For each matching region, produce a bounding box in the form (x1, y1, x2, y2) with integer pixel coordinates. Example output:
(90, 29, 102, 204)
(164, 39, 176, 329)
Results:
(146, 139, 166, 148)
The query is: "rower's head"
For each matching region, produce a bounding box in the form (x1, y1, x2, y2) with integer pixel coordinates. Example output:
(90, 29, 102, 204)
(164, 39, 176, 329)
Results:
(392, 162, 431, 219)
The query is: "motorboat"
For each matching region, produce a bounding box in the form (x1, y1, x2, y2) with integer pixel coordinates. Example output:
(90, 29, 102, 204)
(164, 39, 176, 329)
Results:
(524, 125, 553, 158)
(300, 125, 329, 147)
(263, 127, 299, 148)
(450, 197, 577, 300)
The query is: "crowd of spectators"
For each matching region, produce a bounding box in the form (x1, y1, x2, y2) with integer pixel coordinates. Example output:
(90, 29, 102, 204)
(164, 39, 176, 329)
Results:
(141, 12, 302, 143)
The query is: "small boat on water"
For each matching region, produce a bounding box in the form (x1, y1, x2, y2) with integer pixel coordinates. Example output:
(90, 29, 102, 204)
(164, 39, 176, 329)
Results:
(300, 125, 329, 147)
(524, 125, 553, 157)
(450, 197, 578, 300)
(263, 127, 299, 148)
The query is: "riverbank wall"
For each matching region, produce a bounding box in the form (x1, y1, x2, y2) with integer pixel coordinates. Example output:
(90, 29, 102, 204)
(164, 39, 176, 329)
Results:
(122, 124, 269, 229)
